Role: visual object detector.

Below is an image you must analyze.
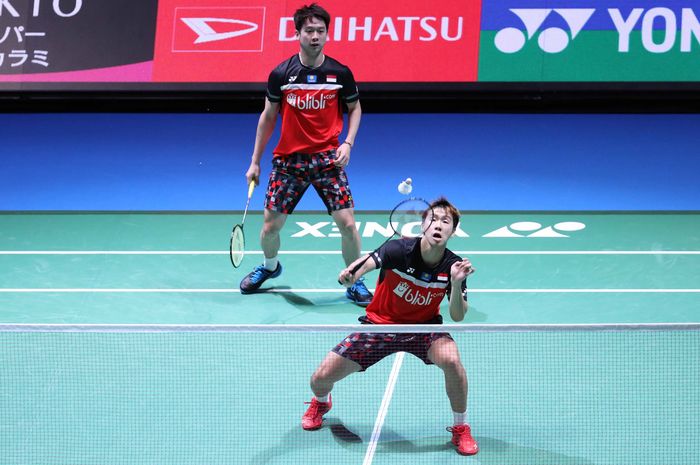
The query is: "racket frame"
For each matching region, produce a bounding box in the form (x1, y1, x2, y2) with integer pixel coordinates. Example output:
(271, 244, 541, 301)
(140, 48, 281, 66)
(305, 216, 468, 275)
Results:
(342, 197, 433, 282)
(229, 182, 256, 269)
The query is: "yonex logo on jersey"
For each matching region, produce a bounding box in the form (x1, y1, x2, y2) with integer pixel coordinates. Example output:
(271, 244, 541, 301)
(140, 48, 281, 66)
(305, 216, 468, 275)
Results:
(289, 76, 297, 82)
(393, 281, 437, 306)
(286, 93, 328, 110)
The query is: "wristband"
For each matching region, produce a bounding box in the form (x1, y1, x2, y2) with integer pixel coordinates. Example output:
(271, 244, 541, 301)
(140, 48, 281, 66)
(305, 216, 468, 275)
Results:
(342, 140, 353, 148)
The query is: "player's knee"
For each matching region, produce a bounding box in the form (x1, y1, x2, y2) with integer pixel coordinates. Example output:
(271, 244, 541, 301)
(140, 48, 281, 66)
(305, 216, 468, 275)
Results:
(439, 355, 463, 372)
(310, 368, 332, 386)
(261, 220, 283, 236)
(433, 349, 463, 374)
(335, 218, 356, 234)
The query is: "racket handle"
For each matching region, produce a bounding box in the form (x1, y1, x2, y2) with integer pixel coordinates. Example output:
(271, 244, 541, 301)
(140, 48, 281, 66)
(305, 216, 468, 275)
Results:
(247, 181, 255, 199)
(337, 256, 370, 285)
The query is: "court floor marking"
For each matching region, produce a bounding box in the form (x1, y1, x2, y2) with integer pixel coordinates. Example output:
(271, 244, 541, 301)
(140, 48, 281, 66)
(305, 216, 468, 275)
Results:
(1, 250, 699, 255)
(363, 352, 405, 465)
(1, 288, 700, 293)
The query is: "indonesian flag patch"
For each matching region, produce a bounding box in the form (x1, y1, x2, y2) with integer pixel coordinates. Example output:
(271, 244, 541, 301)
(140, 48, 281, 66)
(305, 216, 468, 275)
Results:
(437, 273, 449, 282)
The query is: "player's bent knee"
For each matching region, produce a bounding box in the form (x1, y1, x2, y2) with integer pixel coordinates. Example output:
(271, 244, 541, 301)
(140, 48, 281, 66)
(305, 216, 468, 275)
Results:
(436, 355, 463, 372)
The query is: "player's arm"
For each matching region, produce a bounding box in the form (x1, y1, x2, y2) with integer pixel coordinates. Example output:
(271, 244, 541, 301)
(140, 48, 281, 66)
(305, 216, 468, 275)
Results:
(448, 259, 474, 322)
(344, 100, 361, 147)
(335, 100, 361, 167)
(247, 98, 279, 186)
(338, 251, 376, 287)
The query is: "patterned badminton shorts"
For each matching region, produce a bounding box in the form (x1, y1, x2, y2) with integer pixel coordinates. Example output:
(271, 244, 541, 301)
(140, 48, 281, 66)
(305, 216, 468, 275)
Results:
(332, 332, 453, 371)
(265, 150, 354, 215)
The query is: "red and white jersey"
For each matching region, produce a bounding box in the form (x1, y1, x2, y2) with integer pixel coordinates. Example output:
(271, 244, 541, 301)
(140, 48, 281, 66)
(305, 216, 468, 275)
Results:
(266, 54, 359, 157)
(365, 237, 467, 325)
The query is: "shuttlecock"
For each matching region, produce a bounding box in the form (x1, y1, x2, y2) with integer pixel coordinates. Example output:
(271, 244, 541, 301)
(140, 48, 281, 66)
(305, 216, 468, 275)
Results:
(398, 178, 413, 195)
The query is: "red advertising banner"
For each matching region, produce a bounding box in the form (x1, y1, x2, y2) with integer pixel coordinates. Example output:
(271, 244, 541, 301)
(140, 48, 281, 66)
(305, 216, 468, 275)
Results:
(152, 0, 482, 83)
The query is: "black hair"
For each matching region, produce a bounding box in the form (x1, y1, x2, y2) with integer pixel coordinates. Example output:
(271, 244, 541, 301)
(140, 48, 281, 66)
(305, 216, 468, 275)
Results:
(423, 196, 460, 229)
(294, 3, 331, 31)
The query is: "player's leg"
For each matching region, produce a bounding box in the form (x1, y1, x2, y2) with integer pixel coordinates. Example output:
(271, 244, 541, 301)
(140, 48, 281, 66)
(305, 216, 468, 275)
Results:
(331, 207, 361, 266)
(310, 351, 361, 397)
(311, 150, 372, 305)
(332, 208, 373, 305)
(239, 209, 287, 293)
(428, 336, 478, 455)
(260, 208, 287, 261)
(428, 337, 467, 412)
(240, 157, 306, 293)
(302, 352, 361, 430)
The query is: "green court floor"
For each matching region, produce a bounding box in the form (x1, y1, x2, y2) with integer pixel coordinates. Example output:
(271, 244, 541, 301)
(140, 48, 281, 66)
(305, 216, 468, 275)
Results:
(1, 211, 699, 324)
(1, 211, 699, 465)
(0, 328, 697, 465)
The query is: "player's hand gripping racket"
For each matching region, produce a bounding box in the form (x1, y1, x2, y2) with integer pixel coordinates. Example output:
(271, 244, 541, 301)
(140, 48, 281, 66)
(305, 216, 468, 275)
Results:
(229, 181, 256, 268)
(339, 197, 434, 285)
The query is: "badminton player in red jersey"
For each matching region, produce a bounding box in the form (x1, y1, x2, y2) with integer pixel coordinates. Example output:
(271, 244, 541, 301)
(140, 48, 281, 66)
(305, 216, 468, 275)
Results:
(240, 3, 372, 306)
(301, 198, 479, 456)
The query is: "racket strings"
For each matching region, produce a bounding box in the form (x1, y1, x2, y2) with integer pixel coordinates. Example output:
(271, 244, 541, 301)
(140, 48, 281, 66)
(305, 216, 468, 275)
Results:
(230, 226, 245, 268)
(389, 199, 433, 238)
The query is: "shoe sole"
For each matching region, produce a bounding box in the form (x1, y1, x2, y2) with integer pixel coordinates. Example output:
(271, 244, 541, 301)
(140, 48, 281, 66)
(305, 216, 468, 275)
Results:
(302, 423, 323, 431)
(240, 288, 261, 295)
(347, 295, 371, 306)
(452, 439, 478, 455)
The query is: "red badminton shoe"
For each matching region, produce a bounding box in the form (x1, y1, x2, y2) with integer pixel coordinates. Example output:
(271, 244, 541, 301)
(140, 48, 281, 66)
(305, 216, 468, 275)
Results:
(447, 424, 479, 455)
(302, 395, 332, 430)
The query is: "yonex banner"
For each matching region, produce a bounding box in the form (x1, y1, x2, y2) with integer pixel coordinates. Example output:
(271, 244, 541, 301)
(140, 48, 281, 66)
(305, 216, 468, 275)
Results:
(479, 1, 700, 81)
(0, 0, 699, 89)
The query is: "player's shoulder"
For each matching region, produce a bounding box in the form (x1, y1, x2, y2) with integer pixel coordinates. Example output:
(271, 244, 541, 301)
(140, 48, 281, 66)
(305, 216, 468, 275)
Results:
(269, 54, 301, 77)
(323, 55, 353, 74)
(442, 248, 463, 267)
(381, 236, 417, 256)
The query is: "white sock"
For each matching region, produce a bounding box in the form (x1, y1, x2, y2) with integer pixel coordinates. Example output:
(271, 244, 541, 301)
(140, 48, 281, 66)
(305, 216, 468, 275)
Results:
(315, 394, 330, 403)
(264, 256, 278, 271)
(453, 411, 466, 426)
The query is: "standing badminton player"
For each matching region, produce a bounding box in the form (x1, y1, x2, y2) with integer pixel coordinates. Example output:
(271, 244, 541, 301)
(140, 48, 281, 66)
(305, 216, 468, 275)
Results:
(302, 197, 479, 456)
(239, 3, 372, 306)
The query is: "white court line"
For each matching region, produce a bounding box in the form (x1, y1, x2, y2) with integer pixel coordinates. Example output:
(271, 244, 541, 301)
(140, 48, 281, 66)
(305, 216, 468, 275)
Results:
(363, 352, 404, 465)
(1, 288, 699, 293)
(1, 250, 699, 255)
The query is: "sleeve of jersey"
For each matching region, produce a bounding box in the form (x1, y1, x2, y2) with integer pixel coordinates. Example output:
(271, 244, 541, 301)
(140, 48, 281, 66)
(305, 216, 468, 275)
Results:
(340, 67, 360, 103)
(266, 69, 283, 103)
(369, 239, 404, 270)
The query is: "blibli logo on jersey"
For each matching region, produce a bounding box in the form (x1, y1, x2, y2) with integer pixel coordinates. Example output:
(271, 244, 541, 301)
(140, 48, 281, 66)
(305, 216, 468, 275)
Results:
(286, 93, 327, 110)
(393, 281, 436, 306)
